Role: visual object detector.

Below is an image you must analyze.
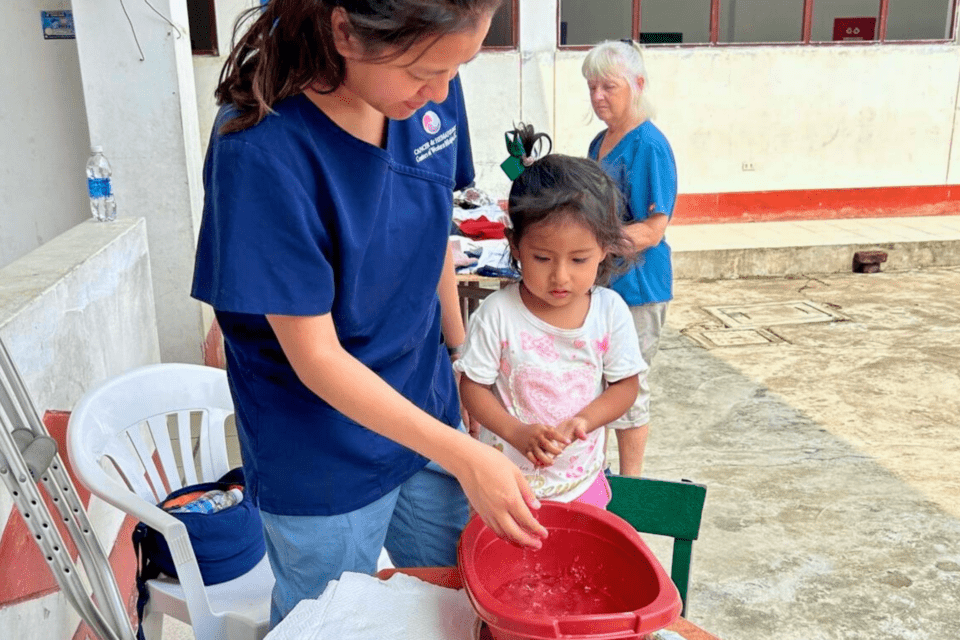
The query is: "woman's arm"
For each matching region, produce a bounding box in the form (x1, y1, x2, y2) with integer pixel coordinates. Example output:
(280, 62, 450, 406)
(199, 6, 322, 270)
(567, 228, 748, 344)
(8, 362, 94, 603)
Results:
(438, 243, 466, 351)
(459, 376, 567, 466)
(624, 140, 676, 254)
(268, 313, 548, 547)
(623, 212, 669, 253)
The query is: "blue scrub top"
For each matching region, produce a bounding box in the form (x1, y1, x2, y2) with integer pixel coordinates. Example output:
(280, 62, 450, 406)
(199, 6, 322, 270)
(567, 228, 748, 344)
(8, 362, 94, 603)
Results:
(192, 77, 475, 516)
(589, 120, 677, 306)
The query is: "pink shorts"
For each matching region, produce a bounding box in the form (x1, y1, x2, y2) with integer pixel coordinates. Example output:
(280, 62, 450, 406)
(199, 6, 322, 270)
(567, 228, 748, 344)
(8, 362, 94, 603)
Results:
(573, 472, 612, 509)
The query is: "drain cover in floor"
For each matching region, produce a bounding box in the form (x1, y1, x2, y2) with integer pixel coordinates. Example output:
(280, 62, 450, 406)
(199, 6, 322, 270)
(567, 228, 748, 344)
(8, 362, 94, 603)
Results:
(703, 300, 845, 328)
(682, 327, 784, 349)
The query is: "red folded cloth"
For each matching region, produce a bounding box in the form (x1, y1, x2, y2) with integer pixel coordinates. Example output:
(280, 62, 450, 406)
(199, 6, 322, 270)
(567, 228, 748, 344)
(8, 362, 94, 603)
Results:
(458, 215, 506, 240)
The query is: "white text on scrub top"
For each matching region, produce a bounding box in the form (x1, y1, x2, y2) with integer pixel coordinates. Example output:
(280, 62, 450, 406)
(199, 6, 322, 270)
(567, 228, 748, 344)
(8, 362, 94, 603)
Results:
(415, 126, 458, 163)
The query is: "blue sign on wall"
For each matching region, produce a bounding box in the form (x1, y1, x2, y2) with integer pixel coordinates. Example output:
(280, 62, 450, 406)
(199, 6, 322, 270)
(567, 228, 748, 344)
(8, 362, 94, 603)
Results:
(41, 10, 75, 40)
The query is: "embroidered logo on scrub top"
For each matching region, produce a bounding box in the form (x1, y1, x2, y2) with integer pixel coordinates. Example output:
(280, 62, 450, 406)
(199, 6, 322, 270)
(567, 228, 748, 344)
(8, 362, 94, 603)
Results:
(422, 111, 442, 134)
(414, 124, 458, 163)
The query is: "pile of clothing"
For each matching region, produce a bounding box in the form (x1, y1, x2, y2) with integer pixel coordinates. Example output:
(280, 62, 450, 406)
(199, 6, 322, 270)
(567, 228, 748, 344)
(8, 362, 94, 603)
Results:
(450, 188, 518, 279)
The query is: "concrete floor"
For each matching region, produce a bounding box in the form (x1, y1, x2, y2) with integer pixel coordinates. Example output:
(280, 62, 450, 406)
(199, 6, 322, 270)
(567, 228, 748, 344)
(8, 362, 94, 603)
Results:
(625, 266, 960, 640)
(162, 214, 960, 639)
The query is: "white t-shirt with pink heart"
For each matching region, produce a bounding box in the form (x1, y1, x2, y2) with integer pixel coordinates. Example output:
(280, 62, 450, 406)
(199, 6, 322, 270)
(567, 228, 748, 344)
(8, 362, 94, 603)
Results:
(455, 283, 646, 502)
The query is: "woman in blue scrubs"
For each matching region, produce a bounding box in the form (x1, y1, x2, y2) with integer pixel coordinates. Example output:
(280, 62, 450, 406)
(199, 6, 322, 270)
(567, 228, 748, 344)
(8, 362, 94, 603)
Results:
(582, 40, 678, 479)
(191, 0, 546, 625)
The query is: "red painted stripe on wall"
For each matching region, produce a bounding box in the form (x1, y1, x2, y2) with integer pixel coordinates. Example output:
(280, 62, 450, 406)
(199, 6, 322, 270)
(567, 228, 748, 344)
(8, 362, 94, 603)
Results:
(0, 411, 85, 605)
(673, 185, 960, 225)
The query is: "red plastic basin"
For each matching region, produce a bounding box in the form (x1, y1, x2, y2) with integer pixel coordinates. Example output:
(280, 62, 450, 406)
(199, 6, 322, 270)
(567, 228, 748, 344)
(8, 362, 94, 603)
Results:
(458, 500, 681, 640)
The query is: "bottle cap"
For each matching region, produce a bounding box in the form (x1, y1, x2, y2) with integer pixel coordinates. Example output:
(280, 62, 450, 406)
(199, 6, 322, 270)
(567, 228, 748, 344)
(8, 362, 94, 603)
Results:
(91, 145, 104, 154)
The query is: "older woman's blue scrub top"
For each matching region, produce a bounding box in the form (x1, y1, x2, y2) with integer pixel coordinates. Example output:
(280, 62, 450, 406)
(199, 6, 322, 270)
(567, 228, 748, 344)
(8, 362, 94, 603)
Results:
(589, 120, 677, 306)
(192, 77, 475, 516)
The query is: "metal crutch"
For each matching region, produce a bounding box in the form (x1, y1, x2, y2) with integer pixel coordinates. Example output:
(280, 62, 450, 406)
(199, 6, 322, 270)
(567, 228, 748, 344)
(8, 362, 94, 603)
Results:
(0, 338, 134, 640)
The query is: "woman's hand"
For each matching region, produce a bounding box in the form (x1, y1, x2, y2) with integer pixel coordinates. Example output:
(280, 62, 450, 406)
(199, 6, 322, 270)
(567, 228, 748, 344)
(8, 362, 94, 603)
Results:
(450, 438, 549, 548)
(623, 212, 670, 254)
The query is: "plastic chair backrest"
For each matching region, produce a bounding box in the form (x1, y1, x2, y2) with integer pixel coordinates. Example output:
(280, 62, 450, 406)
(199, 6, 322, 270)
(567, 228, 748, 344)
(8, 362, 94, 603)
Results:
(66, 363, 244, 638)
(606, 475, 707, 618)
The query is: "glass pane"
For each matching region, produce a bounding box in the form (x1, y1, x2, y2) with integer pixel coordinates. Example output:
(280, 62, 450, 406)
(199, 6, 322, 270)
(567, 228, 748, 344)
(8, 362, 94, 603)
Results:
(640, 0, 712, 44)
(811, 0, 879, 42)
(560, 0, 632, 46)
(718, 0, 805, 43)
(886, 0, 954, 40)
(483, 1, 516, 47)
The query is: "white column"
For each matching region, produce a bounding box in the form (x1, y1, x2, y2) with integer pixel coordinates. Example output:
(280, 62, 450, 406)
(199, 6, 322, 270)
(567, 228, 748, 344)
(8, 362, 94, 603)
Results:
(72, 0, 205, 364)
(519, 0, 558, 138)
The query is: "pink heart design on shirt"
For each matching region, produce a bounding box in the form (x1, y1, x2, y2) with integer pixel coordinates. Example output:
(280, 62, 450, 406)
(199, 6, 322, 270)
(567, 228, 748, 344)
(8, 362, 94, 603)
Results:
(573, 339, 586, 349)
(512, 364, 596, 427)
(593, 335, 610, 354)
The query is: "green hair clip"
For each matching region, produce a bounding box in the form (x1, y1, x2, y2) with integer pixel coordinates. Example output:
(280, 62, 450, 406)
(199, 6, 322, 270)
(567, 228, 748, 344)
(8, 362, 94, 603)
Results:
(500, 124, 552, 180)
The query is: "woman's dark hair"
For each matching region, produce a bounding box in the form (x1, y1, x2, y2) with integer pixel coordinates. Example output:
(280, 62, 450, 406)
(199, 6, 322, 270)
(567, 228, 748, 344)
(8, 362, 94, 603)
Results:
(506, 126, 634, 285)
(216, 0, 501, 133)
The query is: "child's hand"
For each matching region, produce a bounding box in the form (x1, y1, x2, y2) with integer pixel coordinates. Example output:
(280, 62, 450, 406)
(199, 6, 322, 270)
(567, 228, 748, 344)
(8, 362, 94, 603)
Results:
(507, 422, 569, 467)
(555, 416, 590, 443)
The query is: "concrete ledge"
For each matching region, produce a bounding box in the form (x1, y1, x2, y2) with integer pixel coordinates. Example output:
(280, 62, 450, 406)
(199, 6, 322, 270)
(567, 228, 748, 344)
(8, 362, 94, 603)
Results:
(0, 217, 161, 639)
(674, 239, 960, 279)
(0, 217, 161, 413)
(671, 215, 960, 279)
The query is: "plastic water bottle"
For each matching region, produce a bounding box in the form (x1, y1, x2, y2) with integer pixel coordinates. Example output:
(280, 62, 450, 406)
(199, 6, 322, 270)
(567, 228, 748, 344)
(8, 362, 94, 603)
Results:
(168, 488, 243, 514)
(86, 145, 117, 222)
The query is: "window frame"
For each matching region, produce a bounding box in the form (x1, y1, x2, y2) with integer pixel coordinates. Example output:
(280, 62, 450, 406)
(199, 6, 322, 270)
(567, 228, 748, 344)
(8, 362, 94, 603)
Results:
(482, 0, 519, 50)
(187, 0, 219, 56)
(556, 0, 960, 49)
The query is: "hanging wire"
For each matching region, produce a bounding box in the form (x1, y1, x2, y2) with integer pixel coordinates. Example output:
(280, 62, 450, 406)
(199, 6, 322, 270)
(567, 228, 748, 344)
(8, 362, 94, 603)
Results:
(118, 0, 145, 61)
(143, 0, 183, 38)
(118, 0, 184, 62)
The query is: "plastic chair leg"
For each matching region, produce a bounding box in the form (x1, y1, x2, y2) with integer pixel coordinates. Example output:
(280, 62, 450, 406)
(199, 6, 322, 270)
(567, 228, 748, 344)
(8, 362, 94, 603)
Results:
(140, 611, 164, 640)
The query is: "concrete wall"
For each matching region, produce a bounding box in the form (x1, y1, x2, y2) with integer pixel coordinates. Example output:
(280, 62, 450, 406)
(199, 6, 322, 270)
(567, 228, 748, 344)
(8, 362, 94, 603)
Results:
(0, 1, 89, 270)
(4, 1, 960, 370)
(0, 217, 160, 639)
(553, 44, 960, 195)
(458, 42, 960, 202)
(72, 0, 207, 364)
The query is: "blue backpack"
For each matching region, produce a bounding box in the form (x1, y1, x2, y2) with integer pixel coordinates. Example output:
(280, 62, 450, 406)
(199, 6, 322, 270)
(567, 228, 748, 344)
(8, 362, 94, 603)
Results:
(131, 467, 265, 639)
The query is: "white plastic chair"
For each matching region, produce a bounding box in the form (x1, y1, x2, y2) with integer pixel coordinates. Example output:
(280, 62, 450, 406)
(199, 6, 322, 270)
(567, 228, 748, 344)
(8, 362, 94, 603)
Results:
(67, 363, 274, 640)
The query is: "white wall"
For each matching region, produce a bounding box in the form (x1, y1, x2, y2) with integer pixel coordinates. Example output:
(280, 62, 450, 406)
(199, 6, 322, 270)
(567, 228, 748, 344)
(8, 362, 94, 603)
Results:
(554, 44, 960, 195)
(0, 1, 89, 270)
(73, 0, 206, 364)
(0, 217, 160, 640)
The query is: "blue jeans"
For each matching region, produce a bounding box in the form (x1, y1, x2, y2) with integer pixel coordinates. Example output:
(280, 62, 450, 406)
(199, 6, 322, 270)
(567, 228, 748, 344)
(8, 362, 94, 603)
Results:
(260, 461, 470, 628)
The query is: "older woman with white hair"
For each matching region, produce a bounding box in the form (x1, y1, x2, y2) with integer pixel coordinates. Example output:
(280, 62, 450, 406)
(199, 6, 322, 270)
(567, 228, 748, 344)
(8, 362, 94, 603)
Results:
(583, 39, 677, 478)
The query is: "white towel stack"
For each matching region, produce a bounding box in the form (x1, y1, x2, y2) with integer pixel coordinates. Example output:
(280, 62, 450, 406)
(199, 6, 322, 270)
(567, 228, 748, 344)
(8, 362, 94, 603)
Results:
(264, 571, 480, 640)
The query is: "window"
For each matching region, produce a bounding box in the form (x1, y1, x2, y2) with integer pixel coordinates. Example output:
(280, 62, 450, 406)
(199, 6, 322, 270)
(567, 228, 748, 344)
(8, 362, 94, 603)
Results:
(187, 0, 218, 56)
(559, 0, 958, 46)
(719, 0, 806, 43)
(483, 0, 518, 48)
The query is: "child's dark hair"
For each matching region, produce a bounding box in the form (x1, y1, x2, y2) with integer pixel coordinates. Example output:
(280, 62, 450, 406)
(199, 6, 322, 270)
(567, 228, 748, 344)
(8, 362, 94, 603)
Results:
(216, 0, 501, 134)
(506, 126, 633, 285)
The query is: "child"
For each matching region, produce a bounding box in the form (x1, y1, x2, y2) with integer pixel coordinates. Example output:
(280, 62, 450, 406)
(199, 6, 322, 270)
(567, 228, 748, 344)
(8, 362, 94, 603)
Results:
(455, 129, 647, 508)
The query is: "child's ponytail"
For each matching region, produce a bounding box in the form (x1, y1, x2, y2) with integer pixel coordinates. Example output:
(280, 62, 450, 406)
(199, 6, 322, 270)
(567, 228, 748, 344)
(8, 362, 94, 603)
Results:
(503, 124, 635, 285)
